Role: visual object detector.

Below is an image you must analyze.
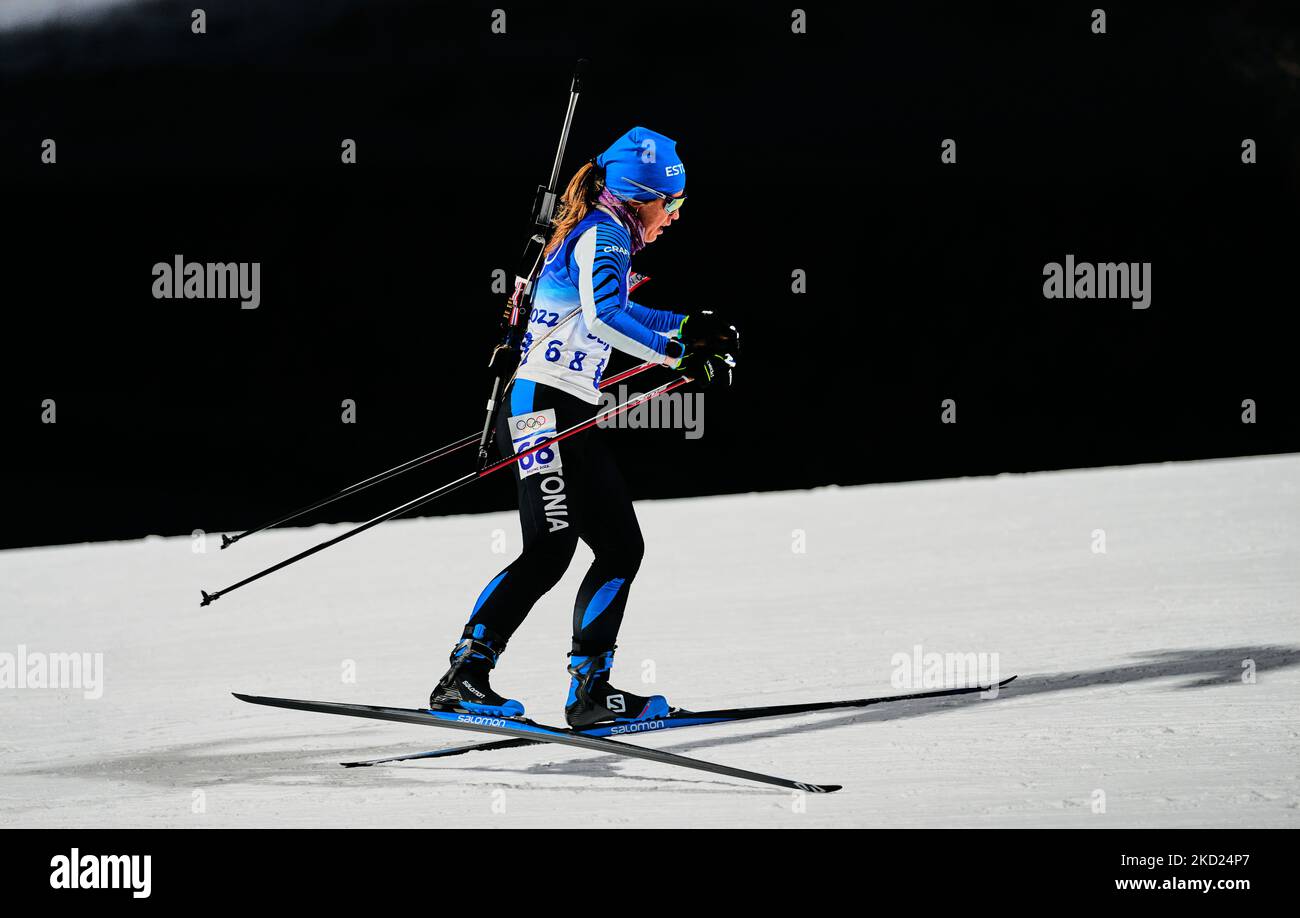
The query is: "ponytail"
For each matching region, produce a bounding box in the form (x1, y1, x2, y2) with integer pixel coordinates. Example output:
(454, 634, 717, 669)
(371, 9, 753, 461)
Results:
(545, 161, 605, 255)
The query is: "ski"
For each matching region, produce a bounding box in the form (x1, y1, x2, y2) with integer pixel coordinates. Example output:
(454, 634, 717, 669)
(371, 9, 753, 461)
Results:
(340, 675, 1018, 767)
(233, 692, 841, 794)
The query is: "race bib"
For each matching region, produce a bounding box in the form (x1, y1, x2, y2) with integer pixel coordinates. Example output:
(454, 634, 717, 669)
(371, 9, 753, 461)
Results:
(507, 407, 562, 479)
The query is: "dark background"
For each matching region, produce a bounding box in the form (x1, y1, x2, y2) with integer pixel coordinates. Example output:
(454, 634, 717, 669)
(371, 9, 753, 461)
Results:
(1, 0, 1296, 549)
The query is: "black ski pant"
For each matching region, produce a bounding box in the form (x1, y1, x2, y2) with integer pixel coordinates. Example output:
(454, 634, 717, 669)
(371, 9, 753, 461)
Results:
(461, 380, 644, 657)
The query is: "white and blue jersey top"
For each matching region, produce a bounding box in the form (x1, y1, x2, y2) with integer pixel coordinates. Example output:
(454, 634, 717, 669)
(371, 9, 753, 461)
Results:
(516, 207, 685, 404)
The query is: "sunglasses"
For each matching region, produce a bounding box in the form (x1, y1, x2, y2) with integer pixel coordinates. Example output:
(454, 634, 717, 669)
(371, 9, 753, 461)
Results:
(622, 176, 686, 214)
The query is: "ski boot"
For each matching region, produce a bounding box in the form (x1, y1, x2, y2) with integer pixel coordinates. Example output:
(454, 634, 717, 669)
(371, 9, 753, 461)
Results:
(428, 625, 525, 717)
(565, 649, 671, 728)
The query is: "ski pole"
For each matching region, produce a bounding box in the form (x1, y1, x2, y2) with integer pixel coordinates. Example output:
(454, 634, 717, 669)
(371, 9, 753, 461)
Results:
(200, 375, 693, 606)
(219, 434, 475, 549)
(220, 307, 575, 548)
(220, 355, 659, 549)
(223, 264, 656, 548)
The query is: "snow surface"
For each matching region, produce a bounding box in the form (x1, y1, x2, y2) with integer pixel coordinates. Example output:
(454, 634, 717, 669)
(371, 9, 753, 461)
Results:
(2, 455, 1298, 827)
(0, 0, 142, 32)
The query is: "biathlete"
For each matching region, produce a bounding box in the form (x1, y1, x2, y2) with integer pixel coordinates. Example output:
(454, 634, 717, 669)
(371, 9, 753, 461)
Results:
(428, 126, 739, 726)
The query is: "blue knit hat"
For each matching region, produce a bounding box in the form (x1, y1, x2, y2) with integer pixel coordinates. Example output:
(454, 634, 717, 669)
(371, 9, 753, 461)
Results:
(596, 127, 686, 201)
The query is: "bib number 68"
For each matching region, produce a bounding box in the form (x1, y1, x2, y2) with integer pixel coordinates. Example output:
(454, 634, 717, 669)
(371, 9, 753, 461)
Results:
(517, 437, 555, 472)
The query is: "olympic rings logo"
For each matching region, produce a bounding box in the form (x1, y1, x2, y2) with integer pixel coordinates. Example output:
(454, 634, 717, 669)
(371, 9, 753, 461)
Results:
(514, 415, 550, 431)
